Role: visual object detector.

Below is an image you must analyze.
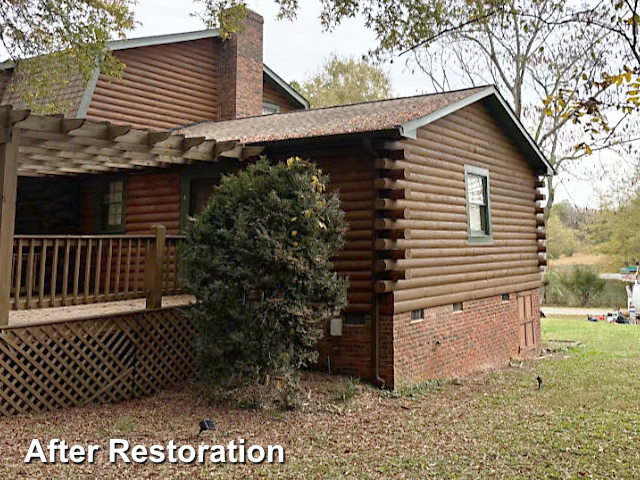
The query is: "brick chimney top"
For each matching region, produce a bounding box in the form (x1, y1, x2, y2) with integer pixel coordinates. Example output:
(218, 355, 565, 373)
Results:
(218, 10, 264, 120)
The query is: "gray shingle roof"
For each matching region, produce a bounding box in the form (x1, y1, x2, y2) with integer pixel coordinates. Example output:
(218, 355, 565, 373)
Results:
(177, 87, 489, 144)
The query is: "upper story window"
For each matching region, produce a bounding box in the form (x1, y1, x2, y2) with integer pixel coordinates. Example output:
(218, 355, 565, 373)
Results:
(464, 165, 492, 245)
(101, 179, 126, 232)
(262, 101, 281, 115)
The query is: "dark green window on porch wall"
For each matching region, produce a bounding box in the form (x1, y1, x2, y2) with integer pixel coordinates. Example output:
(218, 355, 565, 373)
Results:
(99, 177, 126, 233)
(179, 166, 223, 232)
(464, 165, 493, 245)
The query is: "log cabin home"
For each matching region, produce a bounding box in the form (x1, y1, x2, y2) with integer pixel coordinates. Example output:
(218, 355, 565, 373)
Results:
(177, 85, 554, 387)
(0, 87, 552, 405)
(0, 10, 553, 416)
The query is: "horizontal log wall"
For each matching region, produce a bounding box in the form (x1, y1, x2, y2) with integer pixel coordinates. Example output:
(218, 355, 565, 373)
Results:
(263, 76, 301, 113)
(0, 70, 14, 105)
(126, 171, 181, 235)
(86, 39, 220, 130)
(316, 157, 375, 314)
(377, 102, 543, 314)
(79, 170, 181, 236)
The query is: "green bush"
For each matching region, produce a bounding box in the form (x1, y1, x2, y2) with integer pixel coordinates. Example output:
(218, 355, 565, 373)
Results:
(542, 265, 627, 308)
(181, 157, 348, 405)
(565, 265, 605, 306)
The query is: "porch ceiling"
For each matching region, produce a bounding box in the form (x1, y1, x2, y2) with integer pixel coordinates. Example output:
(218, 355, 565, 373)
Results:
(1, 106, 263, 177)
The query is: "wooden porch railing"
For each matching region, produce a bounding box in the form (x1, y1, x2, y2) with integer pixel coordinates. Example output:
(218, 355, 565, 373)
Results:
(10, 229, 182, 310)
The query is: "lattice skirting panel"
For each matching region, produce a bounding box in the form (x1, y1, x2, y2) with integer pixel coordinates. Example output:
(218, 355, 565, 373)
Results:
(0, 308, 194, 416)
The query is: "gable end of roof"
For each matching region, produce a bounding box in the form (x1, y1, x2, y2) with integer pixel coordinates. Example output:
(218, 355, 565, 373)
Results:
(399, 86, 554, 176)
(263, 64, 309, 109)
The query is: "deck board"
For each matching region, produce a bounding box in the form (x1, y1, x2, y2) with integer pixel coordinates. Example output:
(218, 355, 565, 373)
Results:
(7, 294, 194, 327)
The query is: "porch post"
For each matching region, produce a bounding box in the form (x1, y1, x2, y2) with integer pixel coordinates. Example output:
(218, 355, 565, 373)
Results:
(146, 224, 166, 309)
(0, 126, 19, 326)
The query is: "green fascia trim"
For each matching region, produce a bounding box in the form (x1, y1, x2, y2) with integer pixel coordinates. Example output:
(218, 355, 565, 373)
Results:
(468, 234, 494, 246)
(75, 67, 100, 119)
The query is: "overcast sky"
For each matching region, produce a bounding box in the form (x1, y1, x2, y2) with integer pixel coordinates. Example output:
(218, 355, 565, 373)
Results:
(0, 1, 610, 207)
(131, 0, 447, 96)
(130, 1, 608, 207)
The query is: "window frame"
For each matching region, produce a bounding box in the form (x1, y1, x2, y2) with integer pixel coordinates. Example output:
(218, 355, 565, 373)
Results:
(262, 101, 281, 115)
(464, 165, 493, 245)
(179, 165, 226, 232)
(97, 176, 127, 233)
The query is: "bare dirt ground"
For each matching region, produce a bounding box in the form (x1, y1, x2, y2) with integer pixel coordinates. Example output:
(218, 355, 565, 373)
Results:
(0, 370, 516, 480)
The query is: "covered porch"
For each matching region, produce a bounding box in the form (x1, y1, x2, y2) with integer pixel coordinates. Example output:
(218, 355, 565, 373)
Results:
(0, 105, 261, 326)
(0, 105, 268, 416)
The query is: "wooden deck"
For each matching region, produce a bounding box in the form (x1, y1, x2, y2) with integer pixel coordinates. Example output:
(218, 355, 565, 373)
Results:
(7, 294, 194, 327)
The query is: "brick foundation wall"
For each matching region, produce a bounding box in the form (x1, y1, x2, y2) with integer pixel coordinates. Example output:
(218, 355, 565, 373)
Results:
(315, 297, 394, 384)
(317, 318, 372, 378)
(391, 289, 541, 388)
(218, 9, 263, 120)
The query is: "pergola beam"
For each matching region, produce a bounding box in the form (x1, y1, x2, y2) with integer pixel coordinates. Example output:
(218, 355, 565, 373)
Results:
(5, 108, 244, 177)
(107, 124, 131, 140)
(62, 118, 85, 133)
(148, 131, 171, 146)
(19, 130, 224, 162)
(182, 136, 205, 151)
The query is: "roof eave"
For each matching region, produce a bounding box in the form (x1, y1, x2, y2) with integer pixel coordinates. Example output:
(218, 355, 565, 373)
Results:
(0, 29, 223, 71)
(107, 29, 221, 51)
(399, 86, 554, 176)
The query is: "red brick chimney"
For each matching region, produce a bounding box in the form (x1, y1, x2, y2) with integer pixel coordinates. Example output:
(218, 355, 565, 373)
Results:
(218, 9, 264, 120)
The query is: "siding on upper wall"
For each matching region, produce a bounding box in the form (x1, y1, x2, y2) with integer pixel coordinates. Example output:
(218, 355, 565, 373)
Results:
(263, 76, 301, 113)
(85, 38, 220, 130)
(385, 102, 541, 314)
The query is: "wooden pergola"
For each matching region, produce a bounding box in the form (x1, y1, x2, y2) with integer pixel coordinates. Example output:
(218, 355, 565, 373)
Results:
(0, 105, 263, 325)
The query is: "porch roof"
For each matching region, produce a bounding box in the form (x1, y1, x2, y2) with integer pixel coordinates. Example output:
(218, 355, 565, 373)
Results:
(0, 105, 263, 177)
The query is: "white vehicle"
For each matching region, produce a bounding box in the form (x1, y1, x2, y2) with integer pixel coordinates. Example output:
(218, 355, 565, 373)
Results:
(600, 266, 638, 324)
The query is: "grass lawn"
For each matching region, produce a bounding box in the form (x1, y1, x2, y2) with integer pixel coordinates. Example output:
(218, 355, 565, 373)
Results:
(2, 318, 640, 479)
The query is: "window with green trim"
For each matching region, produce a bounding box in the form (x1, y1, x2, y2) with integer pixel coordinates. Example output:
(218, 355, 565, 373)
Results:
(464, 165, 492, 244)
(100, 179, 125, 232)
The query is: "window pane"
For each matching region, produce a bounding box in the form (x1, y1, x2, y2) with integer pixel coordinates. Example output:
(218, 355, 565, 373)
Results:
(479, 205, 487, 232)
(466, 174, 486, 205)
(469, 205, 483, 232)
(103, 180, 125, 229)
